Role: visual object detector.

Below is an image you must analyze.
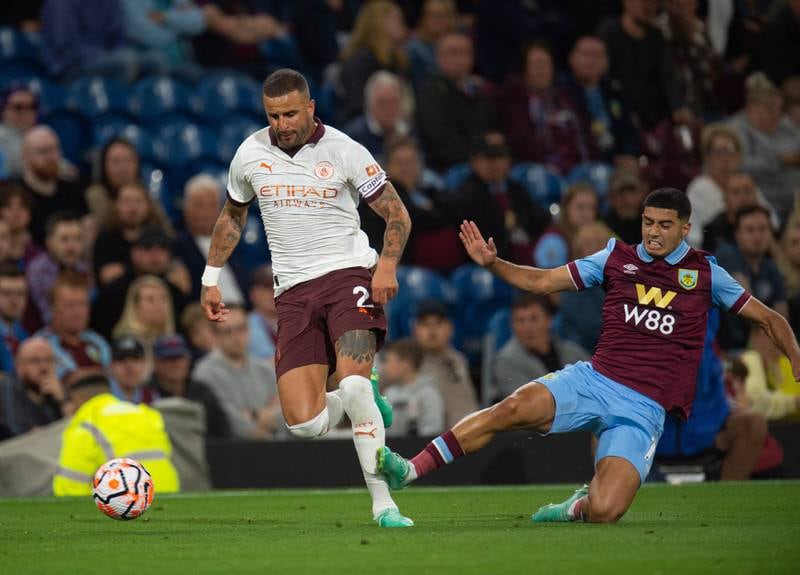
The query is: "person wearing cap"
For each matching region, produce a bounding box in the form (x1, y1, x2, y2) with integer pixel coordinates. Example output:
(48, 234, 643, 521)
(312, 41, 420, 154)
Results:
(53, 371, 180, 496)
(109, 335, 152, 404)
(412, 299, 479, 428)
(603, 169, 648, 245)
(91, 225, 190, 340)
(450, 131, 550, 264)
(247, 265, 278, 362)
(147, 334, 231, 438)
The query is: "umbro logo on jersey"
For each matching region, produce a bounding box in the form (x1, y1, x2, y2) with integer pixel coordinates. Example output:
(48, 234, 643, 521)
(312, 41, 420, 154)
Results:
(259, 161, 273, 172)
(623, 263, 638, 275)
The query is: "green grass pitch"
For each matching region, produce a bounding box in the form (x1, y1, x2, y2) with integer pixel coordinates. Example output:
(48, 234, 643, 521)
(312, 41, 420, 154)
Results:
(1, 481, 798, 574)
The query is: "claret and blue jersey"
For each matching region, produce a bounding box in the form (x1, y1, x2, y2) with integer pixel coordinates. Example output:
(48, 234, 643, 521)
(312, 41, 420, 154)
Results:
(566, 238, 751, 420)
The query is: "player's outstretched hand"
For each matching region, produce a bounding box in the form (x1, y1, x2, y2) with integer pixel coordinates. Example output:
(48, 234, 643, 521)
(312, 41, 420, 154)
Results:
(201, 285, 230, 322)
(459, 220, 497, 267)
(372, 263, 398, 306)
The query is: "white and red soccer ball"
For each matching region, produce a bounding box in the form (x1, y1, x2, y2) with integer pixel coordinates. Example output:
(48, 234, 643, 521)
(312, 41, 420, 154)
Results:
(92, 458, 154, 520)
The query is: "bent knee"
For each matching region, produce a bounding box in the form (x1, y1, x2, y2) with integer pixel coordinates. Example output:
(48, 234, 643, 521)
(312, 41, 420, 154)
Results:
(491, 395, 524, 425)
(286, 408, 329, 439)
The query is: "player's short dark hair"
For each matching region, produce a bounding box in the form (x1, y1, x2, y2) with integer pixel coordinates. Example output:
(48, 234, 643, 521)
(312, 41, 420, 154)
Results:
(262, 69, 310, 99)
(642, 188, 692, 221)
(733, 204, 771, 229)
(385, 338, 423, 371)
(511, 292, 553, 316)
(45, 211, 82, 239)
(0, 263, 24, 281)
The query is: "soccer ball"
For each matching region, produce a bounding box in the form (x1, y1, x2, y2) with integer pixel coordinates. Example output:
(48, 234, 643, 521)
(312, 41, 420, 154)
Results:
(92, 458, 154, 520)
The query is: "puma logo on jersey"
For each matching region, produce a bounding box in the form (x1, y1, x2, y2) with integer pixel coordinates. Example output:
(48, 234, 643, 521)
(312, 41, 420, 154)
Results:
(259, 161, 273, 172)
(635, 283, 677, 309)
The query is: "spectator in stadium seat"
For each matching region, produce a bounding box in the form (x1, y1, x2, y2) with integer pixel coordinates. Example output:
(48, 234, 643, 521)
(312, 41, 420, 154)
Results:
(359, 137, 464, 273)
(337, 0, 409, 124)
(0, 265, 30, 374)
(728, 72, 800, 225)
(716, 205, 788, 351)
(557, 221, 612, 353)
(35, 272, 111, 379)
(702, 172, 760, 254)
(18, 127, 88, 248)
(147, 334, 231, 438)
(93, 182, 171, 287)
(598, 0, 693, 130)
(412, 300, 479, 428)
(656, 0, 721, 119)
(757, 0, 800, 86)
(416, 31, 495, 171)
(493, 293, 589, 401)
(85, 139, 142, 225)
(92, 227, 190, 340)
(173, 175, 246, 306)
(405, 0, 458, 89)
(741, 327, 800, 421)
(777, 214, 800, 335)
(180, 302, 216, 362)
(109, 335, 152, 404)
(192, 305, 281, 439)
(453, 132, 550, 265)
(0, 85, 39, 178)
(533, 183, 598, 269)
(41, 0, 163, 82)
(0, 337, 64, 440)
(0, 182, 42, 269)
(381, 338, 445, 437)
(26, 212, 90, 327)
(342, 71, 414, 162)
(112, 275, 176, 346)
(603, 169, 648, 245)
(247, 266, 277, 363)
(564, 35, 640, 168)
(496, 42, 587, 174)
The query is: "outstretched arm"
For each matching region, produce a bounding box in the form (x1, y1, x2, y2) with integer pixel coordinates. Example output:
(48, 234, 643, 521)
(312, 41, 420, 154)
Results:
(739, 297, 800, 380)
(459, 220, 576, 295)
(200, 199, 249, 322)
(367, 182, 411, 305)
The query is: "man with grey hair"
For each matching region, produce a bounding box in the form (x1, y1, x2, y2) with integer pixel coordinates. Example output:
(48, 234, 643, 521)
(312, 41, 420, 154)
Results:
(174, 173, 247, 304)
(342, 71, 413, 161)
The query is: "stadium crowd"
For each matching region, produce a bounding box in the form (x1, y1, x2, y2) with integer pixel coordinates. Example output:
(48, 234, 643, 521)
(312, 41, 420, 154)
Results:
(0, 0, 798, 485)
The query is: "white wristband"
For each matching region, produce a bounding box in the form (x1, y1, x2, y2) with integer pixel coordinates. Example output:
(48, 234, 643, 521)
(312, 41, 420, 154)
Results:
(201, 265, 222, 287)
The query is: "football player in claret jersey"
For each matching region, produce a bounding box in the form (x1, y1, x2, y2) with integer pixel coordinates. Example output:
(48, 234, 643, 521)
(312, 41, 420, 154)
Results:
(200, 69, 414, 527)
(378, 188, 800, 523)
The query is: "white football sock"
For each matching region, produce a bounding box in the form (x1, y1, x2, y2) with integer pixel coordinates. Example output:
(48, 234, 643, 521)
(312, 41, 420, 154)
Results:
(339, 374, 396, 516)
(325, 390, 344, 428)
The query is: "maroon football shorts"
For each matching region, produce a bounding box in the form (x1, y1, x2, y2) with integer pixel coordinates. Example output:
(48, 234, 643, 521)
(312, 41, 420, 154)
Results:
(274, 266, 387, 379)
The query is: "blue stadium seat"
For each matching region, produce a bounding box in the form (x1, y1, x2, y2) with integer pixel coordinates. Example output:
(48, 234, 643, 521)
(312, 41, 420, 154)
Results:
(141, 162, 177, 223)
(567, 161, 614, 199)
(0, 27, 42, 66)
(193, 74, 262, 121)
(65, 77, 130, 118)
(387, 266, 455, 339)
(0, 76, 66, 114)
(158, 123, 220, 192)
(443, 162, 472, 192)
(92, 122, 163, 164)
(40, 110, 89, 167)
(217, 113, 264, 162)
(232, 210, 271, 270)
(129, 76, 196, 126)
(509, 163, 566, 209)
(313, 81, 337, 125)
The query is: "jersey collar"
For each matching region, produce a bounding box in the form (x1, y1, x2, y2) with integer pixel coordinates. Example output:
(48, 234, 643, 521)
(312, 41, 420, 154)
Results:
(268, 117, 326, 149)
(636, 240, 690, 265)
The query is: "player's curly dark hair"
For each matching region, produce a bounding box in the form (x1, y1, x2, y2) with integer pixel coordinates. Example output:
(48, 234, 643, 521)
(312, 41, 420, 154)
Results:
(642, 188, 692, 221)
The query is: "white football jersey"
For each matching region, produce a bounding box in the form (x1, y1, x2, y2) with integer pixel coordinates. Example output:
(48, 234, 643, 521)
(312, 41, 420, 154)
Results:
(227, 122, 386, 296)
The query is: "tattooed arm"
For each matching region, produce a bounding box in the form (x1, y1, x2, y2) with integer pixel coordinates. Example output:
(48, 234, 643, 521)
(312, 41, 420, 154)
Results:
(367, 182, 411, 305)
(200, 199, 249, 321)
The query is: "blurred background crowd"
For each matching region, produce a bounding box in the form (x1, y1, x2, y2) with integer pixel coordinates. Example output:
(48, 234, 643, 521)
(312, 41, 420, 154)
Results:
(0, 0, 798, 483)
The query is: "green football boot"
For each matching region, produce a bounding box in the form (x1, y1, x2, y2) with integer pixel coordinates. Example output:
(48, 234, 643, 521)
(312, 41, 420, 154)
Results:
(371, 366, 393, 428)
(376, 446, 411, 490)
(375, 508, 414, 528)
(532, 484, 589, 523)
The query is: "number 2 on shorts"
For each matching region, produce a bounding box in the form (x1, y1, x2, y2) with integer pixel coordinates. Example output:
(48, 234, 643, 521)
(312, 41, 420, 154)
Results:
(353, 286, 374, 308)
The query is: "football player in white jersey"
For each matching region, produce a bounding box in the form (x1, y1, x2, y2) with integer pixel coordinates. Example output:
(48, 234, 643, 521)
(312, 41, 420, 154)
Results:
(200, 69, 414, 527)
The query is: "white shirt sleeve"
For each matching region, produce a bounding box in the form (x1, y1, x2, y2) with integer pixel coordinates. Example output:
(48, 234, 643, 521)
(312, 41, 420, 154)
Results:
(343, 140, 387, 203)
(227, 147, 256, 205)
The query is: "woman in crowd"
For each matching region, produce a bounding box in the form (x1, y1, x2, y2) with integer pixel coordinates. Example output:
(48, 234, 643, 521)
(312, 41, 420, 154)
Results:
(85, 138, 141, 223)
(0, 181, 42, 268)
(113, 274, 175, 346)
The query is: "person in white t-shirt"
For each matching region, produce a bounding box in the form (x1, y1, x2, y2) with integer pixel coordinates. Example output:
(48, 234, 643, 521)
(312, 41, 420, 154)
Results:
(200, 69, 413, 528)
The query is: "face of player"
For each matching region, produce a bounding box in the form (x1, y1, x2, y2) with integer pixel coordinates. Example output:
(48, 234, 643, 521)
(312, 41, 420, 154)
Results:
(136, 284, 170, 329)
(0, 276, 27, 323)
(263, 90, 316, 150)
(105, 142, 139, 189)
(525, 47, 553, 91)
(115, 184, 149, 229)
(413, 315, 452, 353)
(46, 221, 84, 267)
(52, 286, 90, 336)
(512, 303, 552, 353)
(724, 174, 757, 214)
(111, 356, 147, 391)
(569, 37, 608, 85)
(735, 211, 772, 259)
(641, 206, 690, 258)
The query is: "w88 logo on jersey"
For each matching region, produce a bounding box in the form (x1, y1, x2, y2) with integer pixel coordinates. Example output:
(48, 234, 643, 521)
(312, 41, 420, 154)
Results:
(623, 304, 676, 334)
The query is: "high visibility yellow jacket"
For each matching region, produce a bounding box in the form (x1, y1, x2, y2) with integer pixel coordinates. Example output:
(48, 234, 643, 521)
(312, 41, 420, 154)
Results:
(53, 393, 180, 496)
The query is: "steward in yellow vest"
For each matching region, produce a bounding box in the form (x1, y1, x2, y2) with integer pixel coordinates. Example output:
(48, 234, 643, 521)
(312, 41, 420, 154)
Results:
(53, 373, 180, 496)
